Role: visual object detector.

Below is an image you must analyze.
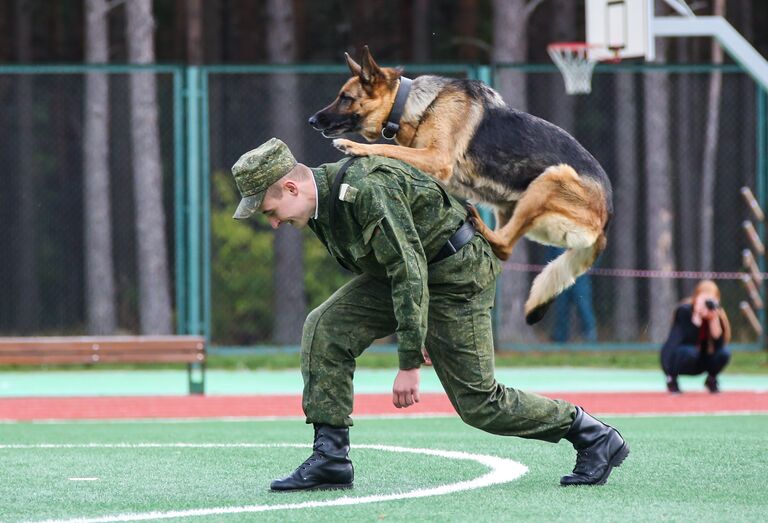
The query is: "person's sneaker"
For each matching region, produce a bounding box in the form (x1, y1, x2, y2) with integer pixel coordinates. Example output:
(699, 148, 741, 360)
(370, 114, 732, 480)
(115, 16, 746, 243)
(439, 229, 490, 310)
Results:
(666, 375, 681, 394)
(705, 375, 720, 393)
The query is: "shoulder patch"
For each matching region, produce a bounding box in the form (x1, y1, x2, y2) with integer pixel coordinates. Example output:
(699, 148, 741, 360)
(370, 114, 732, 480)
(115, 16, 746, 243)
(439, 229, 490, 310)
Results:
(338, 183, 359, 203)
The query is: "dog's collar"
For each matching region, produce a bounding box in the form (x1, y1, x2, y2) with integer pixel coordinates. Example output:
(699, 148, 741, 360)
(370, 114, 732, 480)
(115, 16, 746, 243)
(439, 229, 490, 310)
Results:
(381, 76, 412, 140)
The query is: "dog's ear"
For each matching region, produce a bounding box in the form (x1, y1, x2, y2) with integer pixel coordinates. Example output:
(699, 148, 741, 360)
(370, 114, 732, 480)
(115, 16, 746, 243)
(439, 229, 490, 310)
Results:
(345, 52, 362, 77)
(360, 45, 382, 84)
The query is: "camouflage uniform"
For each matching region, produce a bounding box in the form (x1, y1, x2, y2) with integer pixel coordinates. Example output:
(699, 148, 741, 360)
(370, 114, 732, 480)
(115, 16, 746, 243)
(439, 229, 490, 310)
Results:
(302, 156, 575, 442)
(232, 140, 576, 444)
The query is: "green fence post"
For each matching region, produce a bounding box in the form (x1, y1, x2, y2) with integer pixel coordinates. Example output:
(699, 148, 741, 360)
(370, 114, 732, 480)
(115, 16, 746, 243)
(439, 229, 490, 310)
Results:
(184, 65, 207, 393)
(174, 67, 187, 336)
(470, 64, 502, 345)
(469, 65, 495, 230)
(758, 86, 767, 350)
(185, 66, 201, 337)
(201, 70, 212, 345)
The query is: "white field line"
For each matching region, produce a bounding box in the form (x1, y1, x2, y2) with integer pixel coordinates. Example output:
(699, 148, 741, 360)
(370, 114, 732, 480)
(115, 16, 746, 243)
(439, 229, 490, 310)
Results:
(13, 443, 527, 523)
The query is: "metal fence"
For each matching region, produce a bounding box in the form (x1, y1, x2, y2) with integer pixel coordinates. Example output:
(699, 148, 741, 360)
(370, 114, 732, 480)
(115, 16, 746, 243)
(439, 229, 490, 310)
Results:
(0, 65, 184, 336)
(1, 63, 765, 352)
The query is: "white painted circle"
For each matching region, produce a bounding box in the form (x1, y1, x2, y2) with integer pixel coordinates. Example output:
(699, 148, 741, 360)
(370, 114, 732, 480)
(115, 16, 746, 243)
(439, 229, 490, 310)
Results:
(6, 443, 527, 523)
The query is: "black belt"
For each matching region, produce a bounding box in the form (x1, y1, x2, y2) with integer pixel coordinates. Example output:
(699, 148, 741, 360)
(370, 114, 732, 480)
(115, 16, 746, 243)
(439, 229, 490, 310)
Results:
(430, 219, 476, 264)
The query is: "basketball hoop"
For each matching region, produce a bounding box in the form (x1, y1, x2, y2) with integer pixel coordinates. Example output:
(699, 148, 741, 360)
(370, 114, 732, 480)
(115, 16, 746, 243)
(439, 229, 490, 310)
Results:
(547, 42, 616, 95)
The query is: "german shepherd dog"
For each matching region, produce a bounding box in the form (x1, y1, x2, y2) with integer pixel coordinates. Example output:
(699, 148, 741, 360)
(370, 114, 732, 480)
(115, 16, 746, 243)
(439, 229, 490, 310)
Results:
(309, 47, 612, 325)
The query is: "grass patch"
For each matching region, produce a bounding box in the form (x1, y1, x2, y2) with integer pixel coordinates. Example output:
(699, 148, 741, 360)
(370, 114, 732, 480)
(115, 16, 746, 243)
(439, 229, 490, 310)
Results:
(3, 415, 767, 522)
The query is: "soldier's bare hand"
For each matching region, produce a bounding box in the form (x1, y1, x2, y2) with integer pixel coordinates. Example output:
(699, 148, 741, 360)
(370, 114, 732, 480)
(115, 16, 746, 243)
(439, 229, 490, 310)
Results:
(421, 347, 432, 366)
(392, 368, 420, 408)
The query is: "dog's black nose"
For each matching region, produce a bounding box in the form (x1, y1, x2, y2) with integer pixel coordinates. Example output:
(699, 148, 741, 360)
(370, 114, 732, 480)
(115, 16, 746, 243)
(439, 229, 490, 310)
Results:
(309, 113, 330, 129)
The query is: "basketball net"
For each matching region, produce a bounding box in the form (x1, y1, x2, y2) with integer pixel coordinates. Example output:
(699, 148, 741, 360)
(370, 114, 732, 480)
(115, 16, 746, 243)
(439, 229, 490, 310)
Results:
(547, 43, 616, 95)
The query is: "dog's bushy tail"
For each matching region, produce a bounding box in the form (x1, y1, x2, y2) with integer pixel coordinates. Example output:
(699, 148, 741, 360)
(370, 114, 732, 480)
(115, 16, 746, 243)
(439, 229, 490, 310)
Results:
(523, 233, 606, 325)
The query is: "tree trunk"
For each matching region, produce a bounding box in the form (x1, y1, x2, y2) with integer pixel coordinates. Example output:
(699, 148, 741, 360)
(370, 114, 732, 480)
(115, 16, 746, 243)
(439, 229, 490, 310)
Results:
(15, 0, 38, 334)
(738, 0, 755, 188)
(411, 0, 430, 63)
(125, 0, 173, 334)
(643, 17, 676, 343)
(267, 0, 306, 345)
(186, 0, 203, 64)
(675, 38, 697, 296)
(0, 2, 10, 63)
(455, 0, 479, 61)
(699, 0, 725, 271)
(548, 0, 576, 131)
(492, 0, 537, 343)
(83, 0, 118, 335)
(613, 72, 639, 341)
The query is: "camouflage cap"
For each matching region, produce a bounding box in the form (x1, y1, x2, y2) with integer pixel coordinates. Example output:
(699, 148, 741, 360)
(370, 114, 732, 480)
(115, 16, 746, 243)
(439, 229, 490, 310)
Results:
(231, 138, 297, 219)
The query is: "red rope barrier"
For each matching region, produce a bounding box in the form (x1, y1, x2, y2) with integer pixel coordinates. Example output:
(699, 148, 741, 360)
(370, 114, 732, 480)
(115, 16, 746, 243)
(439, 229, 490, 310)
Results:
(502, 263, 761, 280)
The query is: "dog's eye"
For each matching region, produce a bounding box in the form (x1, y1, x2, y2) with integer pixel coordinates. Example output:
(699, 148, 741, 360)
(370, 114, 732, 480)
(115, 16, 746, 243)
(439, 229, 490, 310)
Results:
(339, 93, 355, 103)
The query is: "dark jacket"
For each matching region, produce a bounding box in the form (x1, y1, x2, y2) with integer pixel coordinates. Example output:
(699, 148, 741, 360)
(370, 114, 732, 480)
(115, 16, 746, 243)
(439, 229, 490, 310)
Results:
(660, 303, 725, 374)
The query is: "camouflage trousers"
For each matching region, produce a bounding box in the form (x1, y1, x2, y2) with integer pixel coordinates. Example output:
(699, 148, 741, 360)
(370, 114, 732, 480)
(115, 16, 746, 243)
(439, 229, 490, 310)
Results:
(301, 241, 577, 443)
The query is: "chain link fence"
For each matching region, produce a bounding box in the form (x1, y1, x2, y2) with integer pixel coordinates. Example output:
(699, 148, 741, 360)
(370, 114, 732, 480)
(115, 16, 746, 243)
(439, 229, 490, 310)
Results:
(1, 64, 765, 351)
(492, 64, 763, 349)
(0, 66, 181, 336)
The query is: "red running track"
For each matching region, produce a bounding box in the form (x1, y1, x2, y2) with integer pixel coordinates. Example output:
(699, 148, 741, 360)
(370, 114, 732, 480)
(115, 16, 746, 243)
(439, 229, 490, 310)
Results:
(2, 391, 767, 421)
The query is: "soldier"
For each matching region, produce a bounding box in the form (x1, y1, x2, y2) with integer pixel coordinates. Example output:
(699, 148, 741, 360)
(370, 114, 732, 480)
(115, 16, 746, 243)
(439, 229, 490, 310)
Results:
(231, 137, 629, 491)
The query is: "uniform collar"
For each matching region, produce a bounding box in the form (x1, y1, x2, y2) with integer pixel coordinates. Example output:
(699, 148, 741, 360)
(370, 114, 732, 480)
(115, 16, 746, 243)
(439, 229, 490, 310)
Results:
(310, 167, 331, 226)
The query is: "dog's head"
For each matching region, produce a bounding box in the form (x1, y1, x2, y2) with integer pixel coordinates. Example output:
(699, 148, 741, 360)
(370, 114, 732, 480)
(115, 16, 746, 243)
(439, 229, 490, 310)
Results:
(308, 46, 402, 142)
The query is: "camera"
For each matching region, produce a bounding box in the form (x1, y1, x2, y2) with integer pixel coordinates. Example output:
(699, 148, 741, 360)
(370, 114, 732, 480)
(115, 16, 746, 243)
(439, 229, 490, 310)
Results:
(705, 299, 719, 311)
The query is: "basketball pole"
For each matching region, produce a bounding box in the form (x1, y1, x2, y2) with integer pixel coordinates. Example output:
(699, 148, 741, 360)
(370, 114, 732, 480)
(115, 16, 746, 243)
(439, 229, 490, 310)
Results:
(653, 16, 768, 93)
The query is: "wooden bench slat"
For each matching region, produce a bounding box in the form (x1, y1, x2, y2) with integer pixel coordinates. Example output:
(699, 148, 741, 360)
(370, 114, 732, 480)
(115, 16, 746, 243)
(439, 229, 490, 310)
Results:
(0, 337, 205, 352)
(0, 349, 205, 361)
(0, 354, 204, 365)
(0, 334, 204, 344)
(0, 347, 204, 355)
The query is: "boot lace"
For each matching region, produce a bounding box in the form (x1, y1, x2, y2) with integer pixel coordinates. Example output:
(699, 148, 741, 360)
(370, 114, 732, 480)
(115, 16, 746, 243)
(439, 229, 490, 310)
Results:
(299, 442, 325, 471)
(572, 448, 603, 477)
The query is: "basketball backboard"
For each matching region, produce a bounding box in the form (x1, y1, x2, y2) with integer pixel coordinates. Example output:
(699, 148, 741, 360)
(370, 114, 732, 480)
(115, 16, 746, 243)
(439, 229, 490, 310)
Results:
(586, 0, 655, 61)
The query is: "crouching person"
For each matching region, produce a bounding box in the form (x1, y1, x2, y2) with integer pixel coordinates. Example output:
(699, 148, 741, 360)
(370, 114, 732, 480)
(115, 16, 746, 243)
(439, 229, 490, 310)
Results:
(661, 280, 732, 393)
(230, 138, 629, 490)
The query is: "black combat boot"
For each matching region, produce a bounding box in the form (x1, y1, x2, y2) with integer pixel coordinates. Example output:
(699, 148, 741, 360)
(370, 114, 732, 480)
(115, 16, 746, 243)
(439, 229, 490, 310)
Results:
(560, 406, 630, 486)
(270, 424, 354, 491)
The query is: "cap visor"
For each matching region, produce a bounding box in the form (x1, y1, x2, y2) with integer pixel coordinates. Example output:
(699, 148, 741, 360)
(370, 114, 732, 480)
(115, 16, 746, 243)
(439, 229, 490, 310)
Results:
(233, 193, 264, 220)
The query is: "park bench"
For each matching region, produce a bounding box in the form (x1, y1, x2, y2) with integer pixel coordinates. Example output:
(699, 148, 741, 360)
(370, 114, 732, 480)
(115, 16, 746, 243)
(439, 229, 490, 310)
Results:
(0, 335, 206, 394)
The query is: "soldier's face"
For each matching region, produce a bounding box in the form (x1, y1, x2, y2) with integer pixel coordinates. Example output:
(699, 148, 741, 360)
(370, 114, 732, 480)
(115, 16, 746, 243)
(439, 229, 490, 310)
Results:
(260, 180, 314, 229)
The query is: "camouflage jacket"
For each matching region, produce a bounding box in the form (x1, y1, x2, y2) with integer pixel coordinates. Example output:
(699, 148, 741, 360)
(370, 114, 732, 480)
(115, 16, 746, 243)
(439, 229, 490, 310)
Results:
(308, 156, 478, 369)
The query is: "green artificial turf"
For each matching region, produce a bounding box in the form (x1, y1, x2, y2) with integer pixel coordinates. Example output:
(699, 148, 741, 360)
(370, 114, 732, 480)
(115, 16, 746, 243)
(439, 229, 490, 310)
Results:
(2, 415, 767, 522)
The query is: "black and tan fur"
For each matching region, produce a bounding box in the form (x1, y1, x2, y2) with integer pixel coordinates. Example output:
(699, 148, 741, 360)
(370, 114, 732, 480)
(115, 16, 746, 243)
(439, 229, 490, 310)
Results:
(309, 47, 613, 324)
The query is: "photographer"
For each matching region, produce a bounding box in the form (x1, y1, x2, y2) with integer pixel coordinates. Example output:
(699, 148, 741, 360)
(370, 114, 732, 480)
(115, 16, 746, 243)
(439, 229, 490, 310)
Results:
(661, 280, 732, 393)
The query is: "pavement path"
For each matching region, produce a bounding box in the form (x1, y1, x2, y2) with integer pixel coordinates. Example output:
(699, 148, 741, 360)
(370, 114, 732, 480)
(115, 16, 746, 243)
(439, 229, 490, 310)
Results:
(1, 367, 765, 397)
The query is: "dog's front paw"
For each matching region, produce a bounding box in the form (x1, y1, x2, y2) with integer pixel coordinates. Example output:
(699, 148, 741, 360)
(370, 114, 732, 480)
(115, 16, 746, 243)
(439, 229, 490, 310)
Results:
(333, 139, 368, 157)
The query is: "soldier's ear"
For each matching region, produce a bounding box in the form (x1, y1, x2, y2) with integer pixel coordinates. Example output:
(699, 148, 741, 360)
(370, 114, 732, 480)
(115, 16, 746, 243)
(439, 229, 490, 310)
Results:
(283, 179, 299, 196)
